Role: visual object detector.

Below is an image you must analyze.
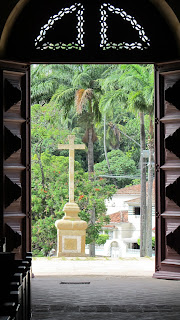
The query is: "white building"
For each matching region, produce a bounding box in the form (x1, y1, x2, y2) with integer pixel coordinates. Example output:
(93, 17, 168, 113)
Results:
(103, 182, 155, 257)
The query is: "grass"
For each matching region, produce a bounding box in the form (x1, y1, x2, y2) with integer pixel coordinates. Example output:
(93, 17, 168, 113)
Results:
(61, 256, 67, 260)
(85, 257, 95, 261)
(32, 255, 155, 261)
(145, 256, 154, 259)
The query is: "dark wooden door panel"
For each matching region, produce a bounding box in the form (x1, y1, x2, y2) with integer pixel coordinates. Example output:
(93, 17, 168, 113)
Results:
(154, 61, 180, 279)
(0, 60, 31, 259)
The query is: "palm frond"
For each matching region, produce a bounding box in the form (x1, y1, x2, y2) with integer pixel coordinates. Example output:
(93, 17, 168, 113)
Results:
(50, 87, 75, 117)
(92, 99, 101, 123)
(73, 72, 92, 89)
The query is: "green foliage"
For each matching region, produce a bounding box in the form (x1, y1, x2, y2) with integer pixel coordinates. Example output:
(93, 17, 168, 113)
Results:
(32, 216, 57, 256)
(31, 64, 154, 257)
(96, 234, 109, 245)
(31, 64, 78, 104)
(31, 152, 116, 255)
(137, 237, 155, 250)
(31, 103, 72, 156)
(152, 237, 155, 250)
(31, 153, 69, 220)
(94, 149, 137, 188)
(121, 115, 150, 165)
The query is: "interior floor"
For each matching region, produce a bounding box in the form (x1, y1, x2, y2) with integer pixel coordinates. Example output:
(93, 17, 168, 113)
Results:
(31, 275, 180, 320)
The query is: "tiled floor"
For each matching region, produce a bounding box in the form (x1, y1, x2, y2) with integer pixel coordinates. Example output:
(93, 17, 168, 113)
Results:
(31, 275, 180, 320)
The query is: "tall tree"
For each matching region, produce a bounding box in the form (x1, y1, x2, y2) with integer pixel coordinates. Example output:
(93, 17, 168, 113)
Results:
(119, 65, 154, 256)
(49, 64, 114, 256)
(31, 64, 78, 105)
(99, 64, 154, 256)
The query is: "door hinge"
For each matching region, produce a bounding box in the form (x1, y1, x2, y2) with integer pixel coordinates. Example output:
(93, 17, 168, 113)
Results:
(155, 164, 160, 172)
(27, 211, 31, 219)
(156, 212, 160, 218)
(155, 117, 159, 125)
(26, 117, 30, 124)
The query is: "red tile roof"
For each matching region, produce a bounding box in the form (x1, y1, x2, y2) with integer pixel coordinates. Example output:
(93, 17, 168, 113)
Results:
(103, 224, 117, 229)
(116, 184, 141, 195)
(125, 194, 155, 205)
(104, 210, 128, 229)
(110, 211, 128, 223)
(104, 211, 128, 228)
(125, 197, 141, 205)
(116, 180, 155, 195)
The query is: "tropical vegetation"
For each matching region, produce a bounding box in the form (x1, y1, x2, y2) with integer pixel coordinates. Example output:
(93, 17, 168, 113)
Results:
(31, 64, 154, 257)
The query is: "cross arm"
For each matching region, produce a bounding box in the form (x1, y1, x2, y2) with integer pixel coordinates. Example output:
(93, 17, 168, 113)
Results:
(58, 144, 70, 150)
(74, 144, 86, 150)
(58, 144, 86, 150)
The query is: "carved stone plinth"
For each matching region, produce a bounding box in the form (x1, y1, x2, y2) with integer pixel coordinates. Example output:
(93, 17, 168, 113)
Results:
(55, 202, 87, 257)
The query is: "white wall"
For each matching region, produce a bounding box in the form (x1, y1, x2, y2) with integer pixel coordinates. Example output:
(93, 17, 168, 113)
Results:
(128, 205, 156, 241)
(105, 194, 140, 215)
(105, 193, 156, 247)
(112, 222, 134, 240)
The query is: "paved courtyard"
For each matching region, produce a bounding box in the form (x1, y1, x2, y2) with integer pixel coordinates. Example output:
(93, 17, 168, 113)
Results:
(32, 256, 155, 277)
(31, 257, 180, 320)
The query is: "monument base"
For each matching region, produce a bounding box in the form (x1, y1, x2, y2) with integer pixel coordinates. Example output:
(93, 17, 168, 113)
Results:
(56, 228, 87, 257)
(57, 253, 88, 257)
(55, 202, 88, 257)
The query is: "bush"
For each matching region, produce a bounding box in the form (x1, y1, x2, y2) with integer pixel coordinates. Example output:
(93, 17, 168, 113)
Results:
(96, 234, 109, 245)
(32, 215, 57, 256)
(94, 149, 137, 188)
(137, 237, 155, 250)
(31, 153, 116, 256)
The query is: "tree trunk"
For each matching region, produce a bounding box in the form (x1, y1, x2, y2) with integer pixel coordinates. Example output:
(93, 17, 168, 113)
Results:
(88, 126, 94, 176)
(88, 126, 95, 257)
(104, 115, 111, 172)
(104, 117, 118, 187)
(146, 116, 154, 257)
(89, 207, 96, 257)
(37, 150, 47, 218)
(140, 112, 147, 257)
(146, 145, 153, 256)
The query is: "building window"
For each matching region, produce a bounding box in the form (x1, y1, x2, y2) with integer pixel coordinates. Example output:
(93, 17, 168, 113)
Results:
(132, 243, 140, 249)
(134, 207, 140, 215)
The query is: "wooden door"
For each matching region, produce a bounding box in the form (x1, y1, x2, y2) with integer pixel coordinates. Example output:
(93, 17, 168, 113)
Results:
(0, 60, 31, 259)
(154, 61, 180, 279)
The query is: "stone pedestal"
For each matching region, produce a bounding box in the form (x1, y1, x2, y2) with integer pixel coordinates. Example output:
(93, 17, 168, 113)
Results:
(55, 202, 87, 257)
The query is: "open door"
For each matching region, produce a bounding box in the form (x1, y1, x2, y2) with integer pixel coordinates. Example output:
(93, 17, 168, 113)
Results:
(154, 61, 180, 279)
(0, 60, 31, 259)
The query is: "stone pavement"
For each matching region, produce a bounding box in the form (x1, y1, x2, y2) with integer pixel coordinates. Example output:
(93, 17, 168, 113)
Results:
(31, 257, 180, 320)
(31, 256, 155, 276)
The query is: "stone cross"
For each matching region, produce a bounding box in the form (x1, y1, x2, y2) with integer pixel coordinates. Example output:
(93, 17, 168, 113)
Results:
(58, 135, 85, 203)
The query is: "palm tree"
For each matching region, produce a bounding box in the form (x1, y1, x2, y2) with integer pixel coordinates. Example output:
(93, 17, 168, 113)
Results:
(31, 64, 77, 105)
(119, 64, 154, 257)
(100, 64, 154, 256)
(49, 64, 114, 256)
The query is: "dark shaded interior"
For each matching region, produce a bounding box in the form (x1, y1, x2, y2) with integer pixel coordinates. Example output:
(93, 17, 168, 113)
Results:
(5, 0, 180, 63)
